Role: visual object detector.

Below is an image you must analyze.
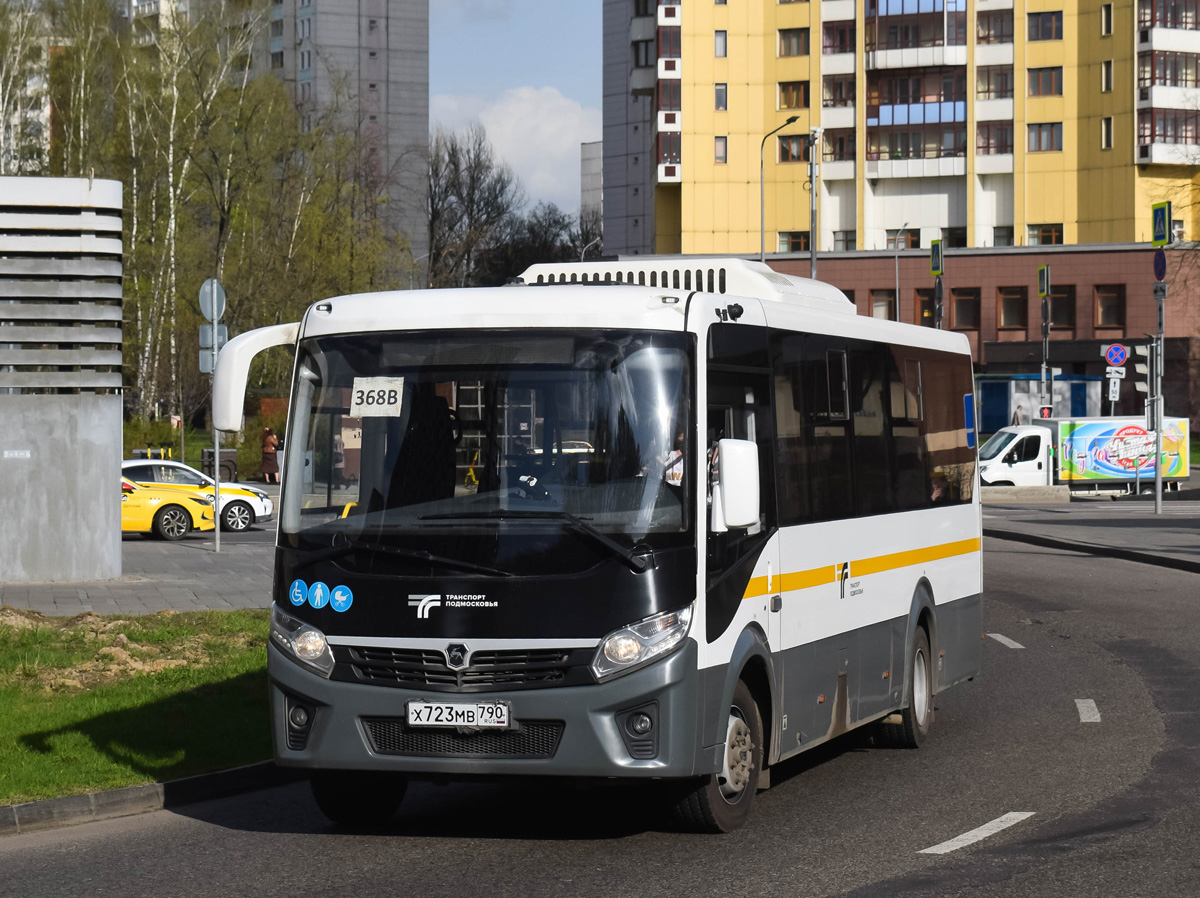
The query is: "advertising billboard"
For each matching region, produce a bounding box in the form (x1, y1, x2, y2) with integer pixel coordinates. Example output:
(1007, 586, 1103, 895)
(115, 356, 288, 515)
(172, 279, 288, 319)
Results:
(1058, 419, 1190, 481)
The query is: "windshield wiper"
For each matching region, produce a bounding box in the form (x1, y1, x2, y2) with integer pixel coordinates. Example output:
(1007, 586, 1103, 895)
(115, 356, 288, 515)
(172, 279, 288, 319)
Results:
(292, 539, 511, 577)
(420, 511, 650, 574)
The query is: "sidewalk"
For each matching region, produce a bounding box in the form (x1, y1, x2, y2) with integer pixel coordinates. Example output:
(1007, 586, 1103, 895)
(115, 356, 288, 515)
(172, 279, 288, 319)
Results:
(983, 498, 1200, 574)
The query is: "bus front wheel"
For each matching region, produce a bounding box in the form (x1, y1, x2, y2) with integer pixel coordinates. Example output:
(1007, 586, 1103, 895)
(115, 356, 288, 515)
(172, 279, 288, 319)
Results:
(310, 770, 407, 825)
(671, 678, 763, 833)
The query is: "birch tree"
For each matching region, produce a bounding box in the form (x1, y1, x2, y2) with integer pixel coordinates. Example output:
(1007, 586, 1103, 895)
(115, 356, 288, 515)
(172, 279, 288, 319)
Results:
(0, 0, 46, 173)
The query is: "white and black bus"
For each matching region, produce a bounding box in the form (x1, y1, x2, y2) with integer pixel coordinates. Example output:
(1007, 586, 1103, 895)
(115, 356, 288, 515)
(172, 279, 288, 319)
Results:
(214, 258, 982, 833)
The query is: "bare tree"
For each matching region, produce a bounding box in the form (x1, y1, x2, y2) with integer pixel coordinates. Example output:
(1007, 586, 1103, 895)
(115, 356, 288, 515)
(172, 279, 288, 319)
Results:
(427, 124, 524, 288)
(0, 0, 46, 173)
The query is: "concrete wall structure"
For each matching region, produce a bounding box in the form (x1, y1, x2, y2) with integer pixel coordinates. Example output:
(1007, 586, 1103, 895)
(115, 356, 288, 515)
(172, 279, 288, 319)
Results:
(0, 177, 124, 583)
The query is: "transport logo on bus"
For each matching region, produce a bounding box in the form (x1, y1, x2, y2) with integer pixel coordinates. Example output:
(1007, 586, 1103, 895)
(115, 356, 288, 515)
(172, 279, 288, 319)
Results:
(409, 594, 442, 618)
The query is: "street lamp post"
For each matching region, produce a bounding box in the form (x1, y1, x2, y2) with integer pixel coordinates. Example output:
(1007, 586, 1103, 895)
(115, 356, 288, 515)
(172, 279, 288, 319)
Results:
(408, 252, 430, 290)
(808, 127, 823, 280)
(760, 115, 800, 263)
(893, 220, 909, 321)
(580, 235, 601, 262)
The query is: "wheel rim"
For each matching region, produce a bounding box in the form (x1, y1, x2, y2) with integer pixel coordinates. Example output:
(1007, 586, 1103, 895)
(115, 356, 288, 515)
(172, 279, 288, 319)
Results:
(161, 508, 189, 538)
(913, 647, 929, 725)
(225, 504, 251, 530)
(718, 709, 754, 802)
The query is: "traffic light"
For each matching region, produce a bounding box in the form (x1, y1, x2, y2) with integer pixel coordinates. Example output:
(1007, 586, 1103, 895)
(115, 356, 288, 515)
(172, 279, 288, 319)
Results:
(1041, 296, 1050, 339)
(1039, 405, 1053, 419)
(1133, 344, 1151, 396)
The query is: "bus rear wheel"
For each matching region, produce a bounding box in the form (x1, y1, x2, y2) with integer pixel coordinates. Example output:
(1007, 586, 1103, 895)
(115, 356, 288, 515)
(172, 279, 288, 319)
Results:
(310, 770, 407, 825)
(881, 626, 933, 748)
(671, 679, 763, 833)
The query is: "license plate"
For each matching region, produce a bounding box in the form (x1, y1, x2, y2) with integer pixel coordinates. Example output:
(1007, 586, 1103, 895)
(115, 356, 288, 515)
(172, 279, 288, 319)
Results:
(406, 700, 510, 729)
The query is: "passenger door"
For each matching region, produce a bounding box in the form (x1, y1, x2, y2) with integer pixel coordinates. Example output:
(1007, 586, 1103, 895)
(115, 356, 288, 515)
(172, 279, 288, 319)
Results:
(1004, 433, 1048, 486)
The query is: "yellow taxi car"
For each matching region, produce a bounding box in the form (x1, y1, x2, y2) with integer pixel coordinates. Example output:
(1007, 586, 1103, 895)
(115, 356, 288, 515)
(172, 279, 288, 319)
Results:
(121, 478, 216, 540)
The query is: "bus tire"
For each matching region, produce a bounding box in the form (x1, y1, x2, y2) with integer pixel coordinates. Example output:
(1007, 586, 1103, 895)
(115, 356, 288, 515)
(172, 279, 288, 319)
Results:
(881, 626, 933, 748)
(310, 770, 407, 825)
(671, 679, 762, 833)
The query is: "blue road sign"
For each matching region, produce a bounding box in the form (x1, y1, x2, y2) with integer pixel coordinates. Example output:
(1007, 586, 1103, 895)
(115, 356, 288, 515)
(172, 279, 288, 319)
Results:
(1105, 344, 1128, 366)
(1152, 202, 1171, 247)
(308, 581, 330, 609)
(289, 579, 308, 606)
(1154, 248, 1167, 280)
(330, 585, 354, 613)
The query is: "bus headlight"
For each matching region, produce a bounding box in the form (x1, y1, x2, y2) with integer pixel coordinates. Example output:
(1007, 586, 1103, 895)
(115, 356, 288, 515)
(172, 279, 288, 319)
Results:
(270, 605, 335, 678)
(591, 604, 693, 682)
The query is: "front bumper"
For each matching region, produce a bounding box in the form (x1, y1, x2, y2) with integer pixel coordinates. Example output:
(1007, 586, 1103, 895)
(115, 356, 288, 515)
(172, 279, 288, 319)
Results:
(268, 639, 707, 780)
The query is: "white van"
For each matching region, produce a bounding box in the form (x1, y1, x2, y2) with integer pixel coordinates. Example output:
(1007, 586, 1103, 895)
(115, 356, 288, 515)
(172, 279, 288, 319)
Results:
(978, 425, 1054, 487)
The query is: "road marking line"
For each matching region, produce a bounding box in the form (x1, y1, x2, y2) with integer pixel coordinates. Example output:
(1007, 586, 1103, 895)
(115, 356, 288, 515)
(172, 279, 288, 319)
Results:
(987, 633, 1025, 649)
(919, 812, 1036, 855)
(1076, 699, 1101, 723)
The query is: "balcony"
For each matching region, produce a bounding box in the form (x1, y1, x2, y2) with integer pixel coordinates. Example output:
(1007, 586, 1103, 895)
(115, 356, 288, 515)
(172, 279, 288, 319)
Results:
(866, 45, 967, 70)
(658, 57, 681, 80)
(630, 67, 656, 95)
(657, 110, 681, 132)
(821, 105, 855, 128)
(822, 0, 856, 20)
(1137, 141, 1200, 163)
(822, 160, 856, 180)
(975, 153, 1014, 174)
(866, 100, 966, 127)
(975, 98, 1014, 121)
(1137, 84, 1200, 110)
(1138, 27, 1200, 52)
(865, 157, 967, 178)
(975, 42, 1014, 66)
(823, 53, 856, 75)
(657, 162, 681, 183)
(657, 3, 680, 27)
(132, 0, 159, 17)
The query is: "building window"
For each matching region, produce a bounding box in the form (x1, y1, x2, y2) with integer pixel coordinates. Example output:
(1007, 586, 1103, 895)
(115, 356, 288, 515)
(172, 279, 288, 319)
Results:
(779, 27, 810, 57)
(300, 82, 310, 101)
(822, 21, 855, 54)
(888, 228, 920, 249)
(1139, 0, 1200, 28)
(778, 231, 810, 252)
(715, 136, 728, 163)
(1028, 11, 1064, 40)
(1028, 122, 1064, 151)
(779, 135, 809, 162)
(942, 227, 967, 248)
(271, 50, 284, 69)
(780, 80, 810, 109)
(1139, 50, 1200, 87)
(1102, 59, 1114, 91)
(368, 50, 377, 58)
(633, 40, 654, 67)
(658, 132, 681, 163)
(977, 11, 1014, 44)
(823, 129, 855, 161)
(977, 66, 1014, 99)
(368, 18, 377, 30)
(870, 289, 895, 320)
(1139, 108, 1200, 144)
(715, 83, 727, 110)
(368, 82, 377, 91)
(1095, 285, 1126, 327)
(998, 286, 1028, 328)
(270, 19, 283, 36)
(993, 226, 1014, 246)
(1028, 223, 1064, 245)
(1102, 116, 1114, 148)
(715, 30, 727, 57)
(300, 49, 311, 70)
(977, 121, 1015, 154)
(834, 230, 856, 251)
(634, 0, 653, 14)
(823, 74, 855, 107)
(1101, 3, 1113, 35)
(916, 288, 936, 326)
(1050, 285, 1076, 327)
(1029, 66, 1064, 95)
(658, 80, 681, 110)
(952, 288, 981, 329)
(658, 27, 681, 58)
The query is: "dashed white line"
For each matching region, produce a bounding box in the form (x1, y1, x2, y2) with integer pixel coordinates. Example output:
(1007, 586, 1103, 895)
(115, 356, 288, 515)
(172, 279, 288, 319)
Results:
(1076, 698, 1101, 723)
(919, 812, 1037, 855)
(986, 632, 1025, 649)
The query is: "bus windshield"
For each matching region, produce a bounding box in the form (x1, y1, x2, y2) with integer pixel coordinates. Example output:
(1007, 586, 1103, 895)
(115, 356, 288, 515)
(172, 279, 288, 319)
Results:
(280, 329, 693, 575)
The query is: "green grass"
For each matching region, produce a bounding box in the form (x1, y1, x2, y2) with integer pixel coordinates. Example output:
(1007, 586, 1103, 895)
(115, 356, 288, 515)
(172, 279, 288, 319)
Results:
(0, 608, 272, 806)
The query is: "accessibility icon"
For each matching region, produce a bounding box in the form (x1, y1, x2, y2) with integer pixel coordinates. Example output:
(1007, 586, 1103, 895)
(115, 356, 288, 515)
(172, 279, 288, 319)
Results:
(330, 585, 354, 613)
(289, 579, 308, 606)
(307, 581, 330, 609)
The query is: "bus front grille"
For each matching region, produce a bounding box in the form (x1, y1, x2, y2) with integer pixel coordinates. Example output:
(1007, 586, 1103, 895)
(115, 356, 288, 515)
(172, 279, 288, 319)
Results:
(338, 646, 595, 692)
(362, 718, 564, 758)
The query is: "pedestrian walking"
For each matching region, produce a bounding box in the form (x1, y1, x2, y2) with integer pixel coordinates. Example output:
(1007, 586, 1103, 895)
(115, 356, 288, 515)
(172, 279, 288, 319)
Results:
(262, 427, 280, 484)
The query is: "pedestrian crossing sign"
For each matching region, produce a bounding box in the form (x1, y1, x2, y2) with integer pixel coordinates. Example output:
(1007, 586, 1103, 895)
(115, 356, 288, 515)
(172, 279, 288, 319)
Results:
(1152, 202, 1172, 247)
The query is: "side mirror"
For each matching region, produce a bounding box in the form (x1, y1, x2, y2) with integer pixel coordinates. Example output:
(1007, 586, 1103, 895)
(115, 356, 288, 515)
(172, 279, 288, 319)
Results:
(713, 438, 760, 530)
(213, 322, 300, 431)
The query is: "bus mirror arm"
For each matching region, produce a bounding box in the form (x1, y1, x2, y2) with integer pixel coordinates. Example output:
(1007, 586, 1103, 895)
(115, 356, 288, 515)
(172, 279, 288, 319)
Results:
(213, 323, 301, 431)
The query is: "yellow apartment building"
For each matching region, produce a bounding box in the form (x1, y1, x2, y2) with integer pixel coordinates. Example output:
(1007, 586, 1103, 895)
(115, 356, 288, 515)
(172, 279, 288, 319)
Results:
(601, 0, 1200, 256)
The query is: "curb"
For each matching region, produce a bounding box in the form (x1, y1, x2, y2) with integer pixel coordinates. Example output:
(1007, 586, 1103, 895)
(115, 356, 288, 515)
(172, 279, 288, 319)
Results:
(983, 527, 1200, 576)
(0, 761, 306, 838)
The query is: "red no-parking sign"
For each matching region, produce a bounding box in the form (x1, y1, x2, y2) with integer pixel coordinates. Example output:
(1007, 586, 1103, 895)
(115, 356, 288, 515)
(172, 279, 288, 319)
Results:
(1105, 344, 1128, 366)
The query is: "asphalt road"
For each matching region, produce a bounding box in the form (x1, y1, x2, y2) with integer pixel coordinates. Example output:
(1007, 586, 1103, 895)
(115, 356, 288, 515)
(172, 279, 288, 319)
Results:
(3, 540, 1199, 897)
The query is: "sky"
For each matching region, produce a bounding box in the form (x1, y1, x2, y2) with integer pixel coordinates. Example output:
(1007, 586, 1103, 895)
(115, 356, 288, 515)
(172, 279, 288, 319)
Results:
(429, 0, 603, 216)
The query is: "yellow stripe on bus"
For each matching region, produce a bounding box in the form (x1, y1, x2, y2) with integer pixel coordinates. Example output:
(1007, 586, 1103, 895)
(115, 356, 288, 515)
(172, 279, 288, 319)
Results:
(740, 538, 980, 600)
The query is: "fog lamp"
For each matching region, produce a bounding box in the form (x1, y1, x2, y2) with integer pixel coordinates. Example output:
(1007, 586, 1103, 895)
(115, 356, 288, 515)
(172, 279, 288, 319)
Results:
(288, 705, 310, 729)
